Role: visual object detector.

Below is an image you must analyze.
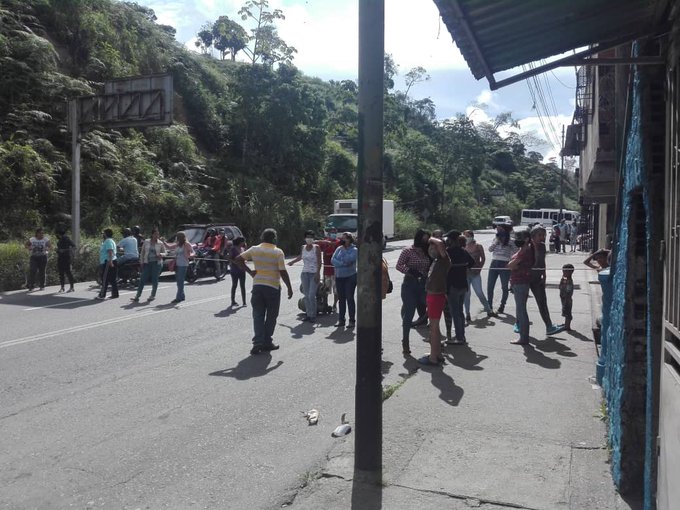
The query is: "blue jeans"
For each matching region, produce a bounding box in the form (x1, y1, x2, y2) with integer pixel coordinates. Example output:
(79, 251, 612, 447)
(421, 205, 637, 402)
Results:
(513, 283, 530, 341)
(487, 259, 510, 310)
(300, 272, 318, 318)
(251, 285, 281, 346)
(400, 276, 426, 342)
(465, 273, 491, 315)
(136, 263, 162, 298)
(335, 273, 357, 322)
(447, 286, 468, 340)
(175, 265, 187, 301)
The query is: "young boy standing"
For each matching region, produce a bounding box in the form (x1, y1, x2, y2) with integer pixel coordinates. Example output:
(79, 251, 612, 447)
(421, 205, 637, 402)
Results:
(559, 264, 575, 331)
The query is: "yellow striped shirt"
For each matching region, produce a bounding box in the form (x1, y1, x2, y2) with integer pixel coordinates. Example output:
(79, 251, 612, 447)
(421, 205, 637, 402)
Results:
(241, 243, 286, 289)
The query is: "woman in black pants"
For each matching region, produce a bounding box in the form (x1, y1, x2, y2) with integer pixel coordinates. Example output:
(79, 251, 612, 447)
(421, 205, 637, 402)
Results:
(56, 229, 76, 292)
(230, 237, 247, 306)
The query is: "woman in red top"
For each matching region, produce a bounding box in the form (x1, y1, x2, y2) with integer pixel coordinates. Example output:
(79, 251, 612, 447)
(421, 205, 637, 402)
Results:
(316, 228, 341, 312)
(506, 229, 534, 345)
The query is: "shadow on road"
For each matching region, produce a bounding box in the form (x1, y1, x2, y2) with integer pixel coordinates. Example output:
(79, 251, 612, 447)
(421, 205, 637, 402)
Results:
(325, 326, 355, 344)
(532, 337, 577, 358)
(444, 343, 488, 371)
(521, 342, 562, 369)
(214, 305, 242, 318)
(209, 355, 283, 380)
(0, 291, 101, 310)
(565, 329, 593, 343)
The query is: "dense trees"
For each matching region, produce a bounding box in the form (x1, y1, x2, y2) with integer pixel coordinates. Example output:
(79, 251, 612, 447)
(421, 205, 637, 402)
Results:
(0, 0, 577, 250)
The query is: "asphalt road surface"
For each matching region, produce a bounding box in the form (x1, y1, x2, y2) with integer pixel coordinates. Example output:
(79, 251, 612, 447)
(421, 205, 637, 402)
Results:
(0, 232, 497, 509)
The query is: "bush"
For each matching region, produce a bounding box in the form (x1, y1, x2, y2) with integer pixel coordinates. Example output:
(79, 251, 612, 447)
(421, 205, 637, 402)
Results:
(0, 236, 102, 292)
(394, 209, 421, 240)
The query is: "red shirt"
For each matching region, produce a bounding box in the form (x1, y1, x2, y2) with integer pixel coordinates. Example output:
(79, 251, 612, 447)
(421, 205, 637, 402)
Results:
(509, 246, 535, 285)
(317, 239, 341, 276)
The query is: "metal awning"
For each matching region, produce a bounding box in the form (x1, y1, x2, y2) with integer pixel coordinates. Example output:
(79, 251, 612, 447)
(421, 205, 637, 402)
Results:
(433, 0, 669, 89)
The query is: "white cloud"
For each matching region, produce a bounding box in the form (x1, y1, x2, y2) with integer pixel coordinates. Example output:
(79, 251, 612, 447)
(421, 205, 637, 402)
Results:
(384, 0, 467, 71)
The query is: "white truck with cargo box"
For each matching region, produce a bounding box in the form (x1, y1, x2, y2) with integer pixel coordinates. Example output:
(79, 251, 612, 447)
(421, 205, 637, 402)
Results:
(325, 199, 395, 249)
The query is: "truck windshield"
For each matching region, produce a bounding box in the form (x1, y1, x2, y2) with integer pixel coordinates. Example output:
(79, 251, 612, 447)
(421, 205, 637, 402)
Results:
(326, 215, 358, 231)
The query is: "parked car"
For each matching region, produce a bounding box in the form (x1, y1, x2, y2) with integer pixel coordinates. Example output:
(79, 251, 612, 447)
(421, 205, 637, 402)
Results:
(492, 215, 513, 227)
(163, 223, 243, 277)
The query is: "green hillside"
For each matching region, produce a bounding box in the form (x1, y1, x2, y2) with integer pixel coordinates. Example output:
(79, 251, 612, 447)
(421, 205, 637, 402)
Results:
(0, 0, 577, 251)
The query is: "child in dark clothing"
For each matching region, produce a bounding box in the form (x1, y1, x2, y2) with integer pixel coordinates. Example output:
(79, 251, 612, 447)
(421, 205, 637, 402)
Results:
(559, 263, 575, 330)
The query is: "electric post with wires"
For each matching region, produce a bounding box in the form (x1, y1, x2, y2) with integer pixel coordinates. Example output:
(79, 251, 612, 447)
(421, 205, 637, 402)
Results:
(560, 124, 565, 220)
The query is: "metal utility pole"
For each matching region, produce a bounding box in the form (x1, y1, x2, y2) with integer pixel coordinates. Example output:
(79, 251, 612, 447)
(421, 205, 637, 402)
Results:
(355, 0, 384, 482)
(560, 124, 565, 220)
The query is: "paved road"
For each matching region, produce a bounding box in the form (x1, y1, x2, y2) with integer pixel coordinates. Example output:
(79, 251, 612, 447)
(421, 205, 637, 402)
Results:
(1, 232, 583, 508)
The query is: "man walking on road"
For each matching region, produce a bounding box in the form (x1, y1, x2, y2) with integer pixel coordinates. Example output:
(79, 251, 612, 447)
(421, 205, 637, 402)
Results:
(234, 228, 293, 355)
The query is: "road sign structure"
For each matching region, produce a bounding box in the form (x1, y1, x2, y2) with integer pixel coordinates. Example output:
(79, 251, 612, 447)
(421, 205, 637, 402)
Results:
(68, 74, 173, 246)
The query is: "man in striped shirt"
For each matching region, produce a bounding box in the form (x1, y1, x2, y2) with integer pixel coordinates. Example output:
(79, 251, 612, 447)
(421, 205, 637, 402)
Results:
(235, 228, 293, 355)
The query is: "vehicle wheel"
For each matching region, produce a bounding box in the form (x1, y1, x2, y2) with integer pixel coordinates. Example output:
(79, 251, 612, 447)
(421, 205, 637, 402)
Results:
(216, 261, 229, 280)
(186, 265, 198, 283)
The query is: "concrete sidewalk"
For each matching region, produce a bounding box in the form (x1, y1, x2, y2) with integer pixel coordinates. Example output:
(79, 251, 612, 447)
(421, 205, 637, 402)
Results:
(287, 251, 638, 510)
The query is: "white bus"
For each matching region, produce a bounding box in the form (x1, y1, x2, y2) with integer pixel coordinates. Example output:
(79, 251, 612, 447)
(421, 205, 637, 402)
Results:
(520, 208, 579, 227)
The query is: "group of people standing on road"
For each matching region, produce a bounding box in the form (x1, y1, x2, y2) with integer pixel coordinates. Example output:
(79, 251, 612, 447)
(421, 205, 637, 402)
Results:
(21, 220, 612, 363)
(232, 227, 360, 355)
(397, 224, 576, 366)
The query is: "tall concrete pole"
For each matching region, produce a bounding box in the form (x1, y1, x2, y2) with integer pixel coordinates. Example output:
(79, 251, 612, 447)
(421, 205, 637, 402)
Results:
(355, 0, 384, 481)
(560, 124, 565, 221)
(69, 100, 81, 247)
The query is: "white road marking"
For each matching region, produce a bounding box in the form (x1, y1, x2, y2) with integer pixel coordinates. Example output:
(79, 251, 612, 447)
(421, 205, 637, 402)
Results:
(2, 295, 226, 349)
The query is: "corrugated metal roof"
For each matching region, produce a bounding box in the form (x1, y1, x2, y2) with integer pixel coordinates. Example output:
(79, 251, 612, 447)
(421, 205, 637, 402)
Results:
(433, 0, 667, 83)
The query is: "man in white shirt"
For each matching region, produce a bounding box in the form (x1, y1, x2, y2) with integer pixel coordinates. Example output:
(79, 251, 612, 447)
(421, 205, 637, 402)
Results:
(117, 228, 139, 264)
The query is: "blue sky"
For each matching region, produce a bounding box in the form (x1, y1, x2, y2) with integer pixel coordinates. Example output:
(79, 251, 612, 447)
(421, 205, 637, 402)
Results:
(136, 0, 577, 160)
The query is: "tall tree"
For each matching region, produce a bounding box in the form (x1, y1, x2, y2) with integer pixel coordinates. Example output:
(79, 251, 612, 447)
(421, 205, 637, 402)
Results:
(212, 16, 248, 61)
(195, 22, 214, 55)
(404, 66, 430, 98)
(238, 0, 296, 66)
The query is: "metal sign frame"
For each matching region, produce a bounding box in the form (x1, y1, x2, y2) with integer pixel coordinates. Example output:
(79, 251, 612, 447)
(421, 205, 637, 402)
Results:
(68, 73, 173, 246)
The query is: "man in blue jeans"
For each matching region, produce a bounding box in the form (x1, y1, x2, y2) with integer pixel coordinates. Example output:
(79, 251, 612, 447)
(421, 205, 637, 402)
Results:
(234, 228, 293, 355)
